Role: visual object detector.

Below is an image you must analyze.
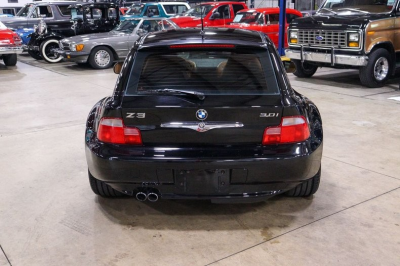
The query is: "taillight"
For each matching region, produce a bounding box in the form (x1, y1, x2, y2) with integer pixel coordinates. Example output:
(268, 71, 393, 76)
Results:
(262, 116, 310, 145)
(97, 118, 142, 145)
(13, 35, 22, 45)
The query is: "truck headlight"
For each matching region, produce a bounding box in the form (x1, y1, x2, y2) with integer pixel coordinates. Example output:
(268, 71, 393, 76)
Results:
(289, 30, 298, 44)
(348, 32, 360, 47)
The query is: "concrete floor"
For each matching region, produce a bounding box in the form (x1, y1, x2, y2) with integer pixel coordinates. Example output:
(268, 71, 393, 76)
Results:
(0, 54, 400, 266)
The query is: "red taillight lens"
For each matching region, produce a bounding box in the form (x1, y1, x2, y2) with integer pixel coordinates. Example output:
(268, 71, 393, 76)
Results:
(97, 118, 142, 145)
(262, 116, 310, 145)
(13, 35, 22, 45)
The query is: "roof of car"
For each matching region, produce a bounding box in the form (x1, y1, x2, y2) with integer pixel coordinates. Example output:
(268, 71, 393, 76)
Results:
(196, 2, 246, 5)
(239, 8, 302, 15)
(29, 1, 78, 5)
(140, 28, 270, 47)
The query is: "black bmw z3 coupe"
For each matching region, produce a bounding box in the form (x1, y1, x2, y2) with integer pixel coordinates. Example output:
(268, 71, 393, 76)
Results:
(85, 28, 323, 203)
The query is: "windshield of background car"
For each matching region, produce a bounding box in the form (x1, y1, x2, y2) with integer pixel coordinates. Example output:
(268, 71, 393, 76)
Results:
(16, 4, 35, 17)
(114, 19, 140, 32)
(126, 4, 144, 15)
(70, 8, 84, 20)
(233, 12, 263, 24)
(0, 21, 6, 30)
(319, 0, 394, 14)
(184, 5, 213, 17)
(126, 49, 280, 96)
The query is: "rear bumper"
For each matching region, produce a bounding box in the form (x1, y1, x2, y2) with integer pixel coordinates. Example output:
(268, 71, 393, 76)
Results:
(0, 46, 23, 55)
(85, 140, 323, 202)
(55, 49, 89, 63)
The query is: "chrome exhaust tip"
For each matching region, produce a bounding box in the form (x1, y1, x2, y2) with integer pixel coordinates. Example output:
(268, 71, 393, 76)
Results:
(136, 192, 147, 201)
(147, 192, 159, 202)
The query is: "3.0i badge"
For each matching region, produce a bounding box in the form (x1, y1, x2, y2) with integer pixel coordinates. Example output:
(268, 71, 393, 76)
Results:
(196, 109, 208, 120)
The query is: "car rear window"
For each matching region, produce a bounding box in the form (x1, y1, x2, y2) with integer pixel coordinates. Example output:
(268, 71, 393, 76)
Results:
(126, 49, 279, 95)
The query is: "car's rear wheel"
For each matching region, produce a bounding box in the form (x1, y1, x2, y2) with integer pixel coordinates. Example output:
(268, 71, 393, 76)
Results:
(3, 54, 17, 66)
(88, 170, 126, 197)
(292, 60, 318, 78)
(359, 48, 391, 88)
(28, 50, 42, 60)
(88, 46, 114, 69)
(40, 38, 63, 63)
(285, 166, 321, 197)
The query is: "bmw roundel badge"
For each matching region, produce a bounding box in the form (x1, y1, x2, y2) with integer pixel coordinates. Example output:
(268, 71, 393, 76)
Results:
(196, 109, 208, 120)
(316, 35, 324, 41)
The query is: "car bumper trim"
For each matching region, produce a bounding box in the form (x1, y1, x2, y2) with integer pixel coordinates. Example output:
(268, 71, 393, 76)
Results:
(285, 48, 368, 66)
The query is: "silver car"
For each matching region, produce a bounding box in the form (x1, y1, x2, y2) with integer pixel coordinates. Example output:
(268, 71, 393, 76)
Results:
(56, 18, 178, 69)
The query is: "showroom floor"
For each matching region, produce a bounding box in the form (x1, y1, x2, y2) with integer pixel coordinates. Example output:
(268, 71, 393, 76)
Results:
(1, 54, 400, 266)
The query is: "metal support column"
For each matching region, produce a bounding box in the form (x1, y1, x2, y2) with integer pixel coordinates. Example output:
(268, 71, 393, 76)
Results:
(278, 0, 287, 56)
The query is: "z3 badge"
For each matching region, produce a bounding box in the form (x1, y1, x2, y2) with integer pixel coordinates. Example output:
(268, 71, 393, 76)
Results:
(126, 113, 146, 118)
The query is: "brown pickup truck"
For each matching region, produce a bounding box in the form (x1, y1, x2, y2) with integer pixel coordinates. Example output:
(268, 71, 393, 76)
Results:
(285, 0, 399, 88)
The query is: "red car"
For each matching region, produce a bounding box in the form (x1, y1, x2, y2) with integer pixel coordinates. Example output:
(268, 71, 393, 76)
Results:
(0, 21, 22, 66)
(171, 2, 247, 28)
(220, 8, 302, 47)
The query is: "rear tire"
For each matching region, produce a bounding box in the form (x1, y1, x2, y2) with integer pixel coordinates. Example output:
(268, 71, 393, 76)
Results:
(40, 38, 63, 63)
(88, 170, 126, 197)
(3, 54, 17, 66)
(292, 59, 318, 78)
(286, 166, 321, 197)
(28, 50, 42, 60)
(359, 48, 390, 88)
(88, 46, 114, 69)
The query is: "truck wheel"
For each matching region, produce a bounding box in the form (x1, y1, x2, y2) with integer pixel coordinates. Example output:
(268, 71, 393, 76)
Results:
(359, 48, 390, 88)
(285, 166, 321, 197)
(89, 46, 114, 69)
(3, 54, 17, 66)
(28, 50, 42, 60)
(292, 60, 318, 78)
(40, 38, 63, 63)
(88, 170, 126, 197)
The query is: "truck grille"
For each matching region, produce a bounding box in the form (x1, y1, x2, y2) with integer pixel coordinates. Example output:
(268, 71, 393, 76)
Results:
(298, 30, 346, 47)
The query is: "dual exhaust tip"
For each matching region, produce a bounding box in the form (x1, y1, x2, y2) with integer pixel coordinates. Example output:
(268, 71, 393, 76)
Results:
(136, 191, 159, 202)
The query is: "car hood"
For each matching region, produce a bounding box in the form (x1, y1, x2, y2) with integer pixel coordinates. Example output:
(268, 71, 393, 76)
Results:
(170, 16, 201, 26)
(62, 31, 130, 43)
(292, 12, 389, 29)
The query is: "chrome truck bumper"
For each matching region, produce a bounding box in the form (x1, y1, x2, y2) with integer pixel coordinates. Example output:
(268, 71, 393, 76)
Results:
(285, 48, 368, 67)
(0, 46, 23, 55)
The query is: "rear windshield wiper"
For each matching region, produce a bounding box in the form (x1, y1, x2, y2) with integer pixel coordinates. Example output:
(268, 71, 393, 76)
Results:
(143, 88, 205, 100)
(319, 8, 337, 15)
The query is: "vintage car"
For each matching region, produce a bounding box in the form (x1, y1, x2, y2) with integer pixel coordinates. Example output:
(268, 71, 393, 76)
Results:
(0, 21, 22, 66)
(219, 8, 302, 48)
(170, 2, 247, 28)
(56, 18, 178, 69)
(85, 28, 323, 203)
(286, 0, 400, 88)
(0, 1, 76, 30)
(27, 2, 120, 63)
(121, 2, 190, 21)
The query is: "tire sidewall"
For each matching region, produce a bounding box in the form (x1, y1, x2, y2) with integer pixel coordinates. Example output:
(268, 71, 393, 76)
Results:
(40, 38, 63, 63)
(292, 59, 318, 78)
(360, 48, 391, 88)
(89, 46, 114, 69)
(3, 54, 17, 66)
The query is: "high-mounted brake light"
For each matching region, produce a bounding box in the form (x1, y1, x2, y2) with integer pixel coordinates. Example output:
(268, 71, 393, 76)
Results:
(170, 44, 235, 49)
(97, 118, 142, 145)
(262, 116, 310, 145)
